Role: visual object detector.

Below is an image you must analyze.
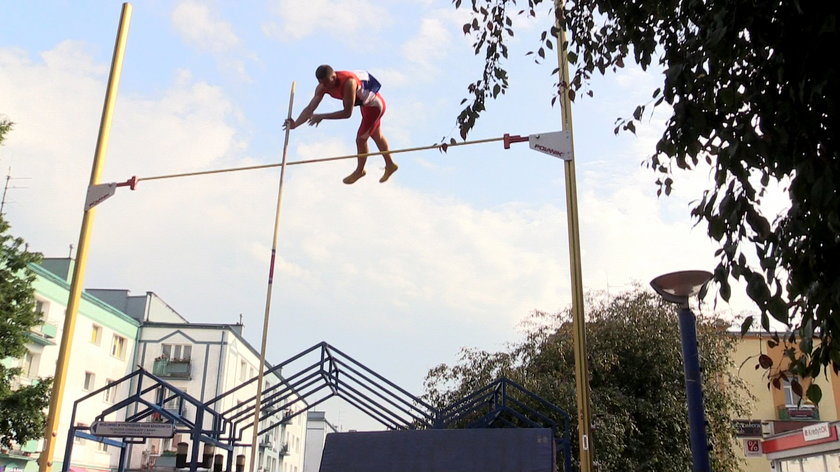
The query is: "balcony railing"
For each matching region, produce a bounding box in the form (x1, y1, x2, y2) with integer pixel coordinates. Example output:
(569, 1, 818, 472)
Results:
(10, 376, 33, 390)
(27, 323, 57, 346)
(152, 358, 192, 379)
(777, 404, 819, 420)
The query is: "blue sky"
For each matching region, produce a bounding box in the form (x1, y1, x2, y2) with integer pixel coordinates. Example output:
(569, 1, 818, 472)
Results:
(1, 0, 764, 430)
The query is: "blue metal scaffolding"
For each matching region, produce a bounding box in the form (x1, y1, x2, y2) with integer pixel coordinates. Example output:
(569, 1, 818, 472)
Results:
(64, 342, 572, 472)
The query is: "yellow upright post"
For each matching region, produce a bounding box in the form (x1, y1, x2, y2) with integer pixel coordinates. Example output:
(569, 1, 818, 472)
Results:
(248, 82, 296, 472)
(554, 0, 594, 470)
(39, 4, 132, 472)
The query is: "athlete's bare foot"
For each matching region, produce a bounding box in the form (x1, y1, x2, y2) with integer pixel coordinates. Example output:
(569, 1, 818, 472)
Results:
(379, 164, 398, 183)
(342, 170, 366, 184)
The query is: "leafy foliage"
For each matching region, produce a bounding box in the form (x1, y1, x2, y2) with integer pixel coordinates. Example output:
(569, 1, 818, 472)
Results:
(424, 289, 750, 471)
(453, 0, 839, 401)
(0, 119, 12, 141)
(0, 120, 53, 448)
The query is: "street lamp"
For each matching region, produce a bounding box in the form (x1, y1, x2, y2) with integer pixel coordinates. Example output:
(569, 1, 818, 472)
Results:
(650, 270, 713, 472)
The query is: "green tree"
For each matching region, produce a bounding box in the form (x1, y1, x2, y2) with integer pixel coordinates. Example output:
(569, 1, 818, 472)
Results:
(0, 119, 53, 448)
(452, 0, 839, 401)
(424, 289, 751, 471)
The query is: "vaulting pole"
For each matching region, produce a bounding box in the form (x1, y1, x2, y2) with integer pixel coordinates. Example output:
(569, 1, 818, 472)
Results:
(555, 0, 595, 470)
(248, 82, 296, 472)
(39, 5, 131, 472)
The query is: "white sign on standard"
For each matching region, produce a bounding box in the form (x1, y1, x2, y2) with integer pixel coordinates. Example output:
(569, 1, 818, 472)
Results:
(90, 421, 175, 438)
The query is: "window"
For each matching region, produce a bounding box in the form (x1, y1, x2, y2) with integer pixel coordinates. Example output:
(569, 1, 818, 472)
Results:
(162, 343, 192, 361)
(800, 455, 824, 471)
(783, 378, 804, 407)
(97, 441, 108, 452)
(35, 299, 47, 316)
(240, 360, 248, 381)
(104, 379, 116, 402)
(826, 453, 840, 471)
(164, 387, 186, 415)
(21, 351, 35, 378)
(111, 334, 127, 359)
(84, 372, 95, 391)
(75, 422, 87, 444)
(91, 324, 102, 345)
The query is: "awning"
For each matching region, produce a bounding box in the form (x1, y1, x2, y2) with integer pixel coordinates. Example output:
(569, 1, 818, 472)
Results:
(68, 467, 109, 472)
(67, 466, 111, 472)
(67, 465, 111, 472)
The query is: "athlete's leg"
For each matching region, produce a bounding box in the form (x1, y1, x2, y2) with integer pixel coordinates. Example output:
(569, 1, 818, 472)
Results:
(365, 95, 397, 183)
(342, 110, 376, 184)
(372, 127, 397, 183)
(341, 133, 368, 184)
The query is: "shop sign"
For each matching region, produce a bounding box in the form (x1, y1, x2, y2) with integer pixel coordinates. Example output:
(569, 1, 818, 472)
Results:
(733, 420, 763, 437)
(803, 422, 831, 442)
(743, 439, 762, 457)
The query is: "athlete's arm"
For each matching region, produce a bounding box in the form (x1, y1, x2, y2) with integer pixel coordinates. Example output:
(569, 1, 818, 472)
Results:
(309, 79, 356, 126)
(284, 85, 326, 130)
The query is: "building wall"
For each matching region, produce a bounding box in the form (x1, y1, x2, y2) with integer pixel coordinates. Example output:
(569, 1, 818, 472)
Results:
(280, 412, 306, 472)
(731, 333, 839, 472)
(129, 324, 241, 471)
(131, 321, 307, 472)
(11, 263, 141, 472)
(302, 412, 337, 472)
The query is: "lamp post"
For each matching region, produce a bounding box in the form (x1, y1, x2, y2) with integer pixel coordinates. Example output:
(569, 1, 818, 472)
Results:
(649, 270, 713, 472)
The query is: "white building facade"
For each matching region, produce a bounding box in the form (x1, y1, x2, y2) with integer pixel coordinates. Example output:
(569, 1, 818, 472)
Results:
(4, 259, 307, 472)
(1, 259, 140, 472)
(89, 289, 308, 472)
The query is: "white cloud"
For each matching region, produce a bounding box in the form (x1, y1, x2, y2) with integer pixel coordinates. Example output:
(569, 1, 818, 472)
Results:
(401, 18, 451, 80)
(1, 42, 109, 237)
(262, 0, 389, 44)
(371, 68, 409, 90)
(169, 1, 253, 82)
(171, 1, 240, 54)
(396, 7, 477, 84)
(0, 42, 243, 261)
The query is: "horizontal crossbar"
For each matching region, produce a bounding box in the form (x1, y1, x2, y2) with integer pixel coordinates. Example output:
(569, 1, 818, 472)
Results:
(116, 134, 527, 188)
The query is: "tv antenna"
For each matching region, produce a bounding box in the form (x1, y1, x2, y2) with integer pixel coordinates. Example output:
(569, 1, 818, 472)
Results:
(0, 167, 30, 216)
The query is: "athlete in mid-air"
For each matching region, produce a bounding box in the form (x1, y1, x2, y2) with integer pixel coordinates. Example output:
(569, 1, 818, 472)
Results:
(284, 65, 398, 184)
